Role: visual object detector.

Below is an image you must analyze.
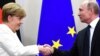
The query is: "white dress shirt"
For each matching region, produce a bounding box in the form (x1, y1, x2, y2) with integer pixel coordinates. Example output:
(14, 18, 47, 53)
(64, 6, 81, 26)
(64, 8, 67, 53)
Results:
(0, 24, 39, 56)
(89, 17, 99, 56)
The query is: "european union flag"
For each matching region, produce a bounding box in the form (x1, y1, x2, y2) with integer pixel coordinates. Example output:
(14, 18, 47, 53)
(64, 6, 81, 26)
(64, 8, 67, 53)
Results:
(97, 0, 100, 16)
(37, 0, 77, 55)
(97, 0, 100, 6)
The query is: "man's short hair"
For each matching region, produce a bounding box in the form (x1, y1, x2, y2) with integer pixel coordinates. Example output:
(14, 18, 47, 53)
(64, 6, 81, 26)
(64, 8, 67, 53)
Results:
(87, 1, 100, 15)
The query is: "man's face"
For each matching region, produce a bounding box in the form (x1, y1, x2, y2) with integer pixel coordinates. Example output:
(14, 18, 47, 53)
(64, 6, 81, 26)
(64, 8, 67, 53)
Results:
(9, 15, 24, 31)
(78, 4, 91, 23)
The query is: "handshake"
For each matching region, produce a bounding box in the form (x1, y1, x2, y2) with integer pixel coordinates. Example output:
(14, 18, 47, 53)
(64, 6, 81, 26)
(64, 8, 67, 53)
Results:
(38, 44, 54, 56)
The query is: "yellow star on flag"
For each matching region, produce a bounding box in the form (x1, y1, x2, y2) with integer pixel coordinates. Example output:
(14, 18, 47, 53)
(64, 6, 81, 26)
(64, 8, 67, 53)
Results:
(67, 26, 76, 37)
(52, 39, 63, 49)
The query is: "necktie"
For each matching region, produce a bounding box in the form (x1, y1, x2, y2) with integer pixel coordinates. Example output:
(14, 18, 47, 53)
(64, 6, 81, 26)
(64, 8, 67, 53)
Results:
(83, 25, 91, 56)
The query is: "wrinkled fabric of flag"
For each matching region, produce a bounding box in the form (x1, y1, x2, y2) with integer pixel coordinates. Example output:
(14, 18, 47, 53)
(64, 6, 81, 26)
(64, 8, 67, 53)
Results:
(37, 0, 77, 55)
(97, 0, 100, 7)
(0, 8, 2, 23)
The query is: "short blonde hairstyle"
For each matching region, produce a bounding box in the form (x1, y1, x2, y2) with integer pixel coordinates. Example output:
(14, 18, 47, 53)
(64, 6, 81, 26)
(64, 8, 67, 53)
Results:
(2, 2, 26, 22)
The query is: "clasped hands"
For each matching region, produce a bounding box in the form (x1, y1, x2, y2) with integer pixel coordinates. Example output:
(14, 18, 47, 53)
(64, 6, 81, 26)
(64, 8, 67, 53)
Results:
(38, 44, 54, 56)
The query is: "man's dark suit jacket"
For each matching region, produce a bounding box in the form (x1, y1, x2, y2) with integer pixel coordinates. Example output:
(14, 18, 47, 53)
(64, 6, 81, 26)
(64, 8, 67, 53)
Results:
(52, 20, 100, 56)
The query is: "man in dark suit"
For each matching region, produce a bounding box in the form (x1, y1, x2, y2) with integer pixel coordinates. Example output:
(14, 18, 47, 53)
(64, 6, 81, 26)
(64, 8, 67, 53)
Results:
(42, 1, 100, 56)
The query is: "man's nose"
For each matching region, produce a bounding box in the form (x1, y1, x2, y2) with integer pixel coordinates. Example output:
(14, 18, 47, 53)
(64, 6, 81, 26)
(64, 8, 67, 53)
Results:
(78, 13, 80, 17)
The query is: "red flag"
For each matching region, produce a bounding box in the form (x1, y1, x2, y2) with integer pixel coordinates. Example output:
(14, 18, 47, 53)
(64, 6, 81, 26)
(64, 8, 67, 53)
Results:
(0, 8, 2, 23)
(0, 0, 15, 24)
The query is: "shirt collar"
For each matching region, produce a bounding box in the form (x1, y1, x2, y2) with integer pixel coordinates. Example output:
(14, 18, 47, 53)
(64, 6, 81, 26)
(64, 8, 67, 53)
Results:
(89, 17, 99, 29)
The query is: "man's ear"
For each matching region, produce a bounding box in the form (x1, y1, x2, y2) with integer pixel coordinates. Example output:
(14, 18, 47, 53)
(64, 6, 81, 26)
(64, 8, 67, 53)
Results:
(89, 8, 94, 15)
(90, 8, 94, 14)
(8, 15, 13, 22)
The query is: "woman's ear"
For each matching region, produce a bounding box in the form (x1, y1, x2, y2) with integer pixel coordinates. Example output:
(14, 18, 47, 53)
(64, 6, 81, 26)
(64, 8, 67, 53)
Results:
(8, 15, 13, 22)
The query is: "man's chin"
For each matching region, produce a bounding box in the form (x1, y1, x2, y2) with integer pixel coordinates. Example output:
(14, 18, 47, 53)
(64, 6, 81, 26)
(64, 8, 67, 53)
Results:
(16, 28, 20, 31)
(80, 20, 85, 23)
(81, 21, 86, 23)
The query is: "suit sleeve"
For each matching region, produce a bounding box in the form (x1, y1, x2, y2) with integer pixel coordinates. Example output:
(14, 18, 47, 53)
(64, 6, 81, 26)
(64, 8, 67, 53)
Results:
(51, 48, 69, 56)
(51, 34, 79, 56)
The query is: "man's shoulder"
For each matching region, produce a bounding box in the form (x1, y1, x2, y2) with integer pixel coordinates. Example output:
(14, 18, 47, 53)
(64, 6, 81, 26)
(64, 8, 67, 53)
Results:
(77, 27, 87, 35)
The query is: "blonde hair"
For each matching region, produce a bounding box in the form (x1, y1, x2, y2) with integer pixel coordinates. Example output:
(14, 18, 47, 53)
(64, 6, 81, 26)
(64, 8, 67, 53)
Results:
(2, 2, 26, 22)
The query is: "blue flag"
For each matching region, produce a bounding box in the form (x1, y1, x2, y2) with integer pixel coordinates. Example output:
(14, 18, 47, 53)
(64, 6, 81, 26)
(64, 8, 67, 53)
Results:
(37, 0, 77, 55)
(97, 0, 100, 6)
(97, 0, 100, 16)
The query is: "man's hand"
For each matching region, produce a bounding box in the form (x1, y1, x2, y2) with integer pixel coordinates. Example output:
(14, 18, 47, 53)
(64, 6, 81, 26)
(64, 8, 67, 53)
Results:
(38, 44, 54, 56)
